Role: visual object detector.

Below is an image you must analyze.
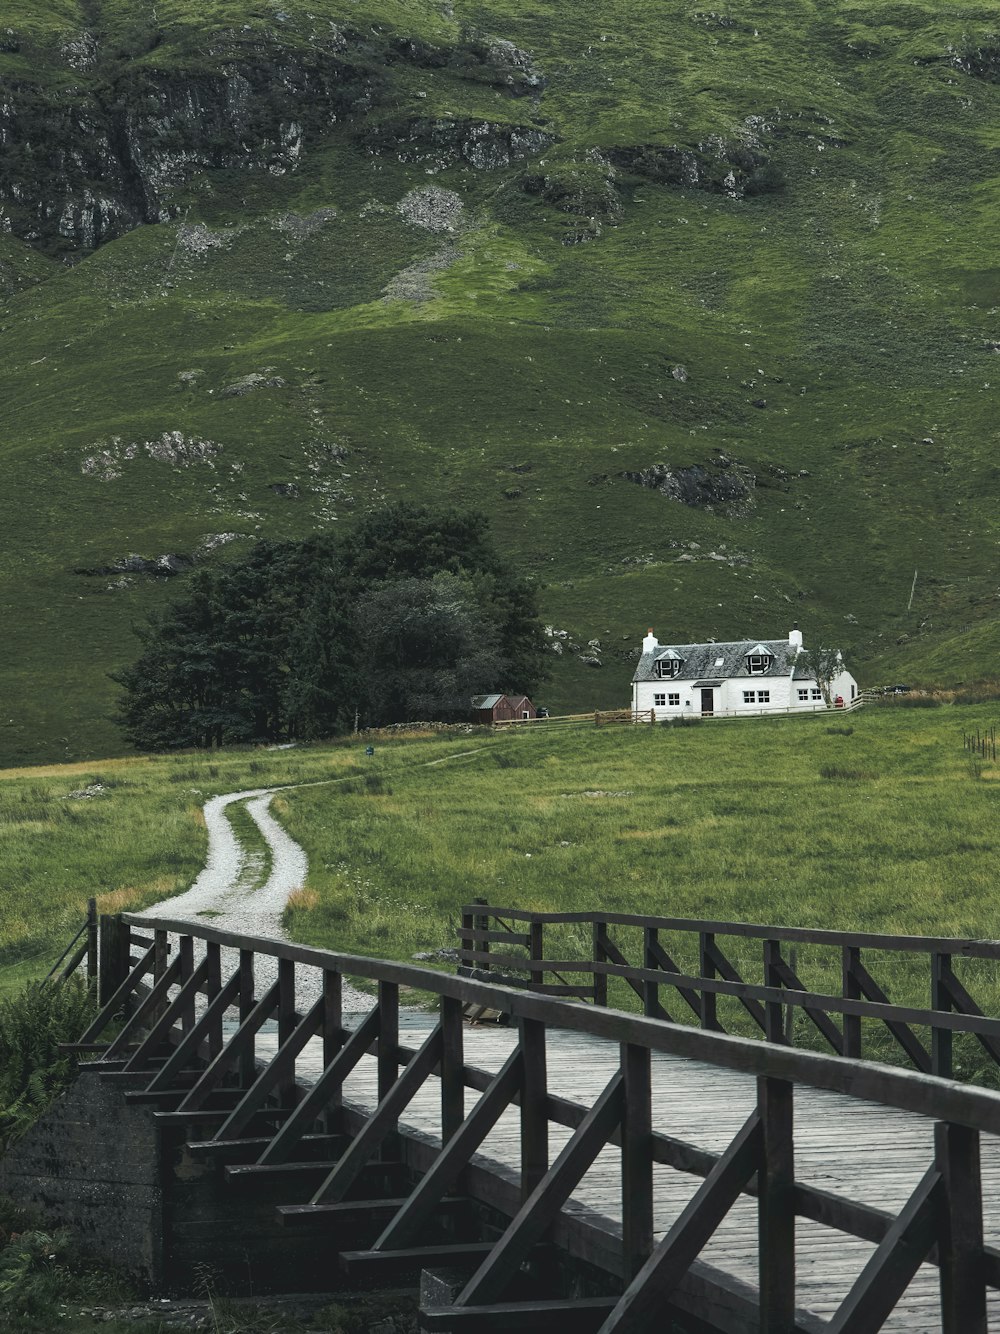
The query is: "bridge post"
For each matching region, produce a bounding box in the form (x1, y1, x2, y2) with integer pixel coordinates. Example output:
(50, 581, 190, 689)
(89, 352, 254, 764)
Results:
(931, 953, 953, 1079)
(935, 1121, 987, 1333)
(98, 913, 130, 1006)
(758, 1076, 795, 1334)
(519, 1017, 548, 1201)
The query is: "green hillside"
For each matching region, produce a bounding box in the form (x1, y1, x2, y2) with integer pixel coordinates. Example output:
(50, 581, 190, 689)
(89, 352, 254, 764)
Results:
(3, 0, 1000, 762)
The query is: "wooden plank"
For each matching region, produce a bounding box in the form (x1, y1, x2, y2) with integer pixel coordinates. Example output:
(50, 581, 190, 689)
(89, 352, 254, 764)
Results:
(441, 996, 465, 1143)
(121, 956, 212, 1071)
(80, 938, 157, 1042)
(143, 970, 242, 1092)
(340, 1242, 494, 1281)
(421, 1297, 617, 1334)
(758, 1077, 795, 1334)
(458, 1071, 624, 1307)
(310, 1024, 443, 1206)
(212, 995, 324, 1141)
(705, 939, 768, 1033)
(103, 954, 183, 1059)
(256, 1007, 380, 1166)
(452, 907, 1000, 960)
(112, 910, 1000, 1134)
(851, 957, 931, 1073)
(375, 1047, 523, 1252)
(621, 1043, 652, 1281)
(825, 1168, 941, 1334)
(177, 980, 279, 1113)
(600, 1112, 762, 1332)
(520, 1018, 548, 1202)
(935, 1122, 987, 1333)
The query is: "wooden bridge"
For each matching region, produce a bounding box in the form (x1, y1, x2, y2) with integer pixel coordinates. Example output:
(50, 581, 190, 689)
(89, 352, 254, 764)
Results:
(15, 907, 1000, 1333)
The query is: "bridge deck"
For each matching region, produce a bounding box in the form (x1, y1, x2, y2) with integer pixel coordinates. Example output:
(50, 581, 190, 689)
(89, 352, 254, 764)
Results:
(257, 1012, 1000, 1332)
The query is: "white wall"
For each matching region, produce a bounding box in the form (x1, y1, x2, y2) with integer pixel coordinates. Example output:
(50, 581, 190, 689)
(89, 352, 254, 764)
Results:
(634, 666, 860, 718)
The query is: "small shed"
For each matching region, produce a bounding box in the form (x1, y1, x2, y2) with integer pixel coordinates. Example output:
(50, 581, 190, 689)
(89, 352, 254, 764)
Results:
(471, 694, 537, 724)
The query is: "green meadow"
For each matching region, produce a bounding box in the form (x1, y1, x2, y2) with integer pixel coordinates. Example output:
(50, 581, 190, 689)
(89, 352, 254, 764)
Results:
(1, 705, 1000, 1072)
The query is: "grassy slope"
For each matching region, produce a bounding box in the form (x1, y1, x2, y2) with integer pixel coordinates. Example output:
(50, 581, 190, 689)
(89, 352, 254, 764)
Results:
(3, 0, 1000, 761)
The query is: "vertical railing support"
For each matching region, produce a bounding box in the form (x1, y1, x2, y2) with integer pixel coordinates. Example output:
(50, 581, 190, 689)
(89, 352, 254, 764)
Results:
(520, 1017, 548, 1202)
(278, 958, 296, 1106)
(643, 927, 661, 1019)
(621, 1042, 653, 1281)
(700, 931, 719, 1031)
(764, 940, 786, 1044)
(86, 898, 98, 990)
(935, 1121, 987, 1333)
(593, 920, 609, 1007)
(239, 950, 256, 1089)
(931, 952, 953, 1080)
(378, 980, 400, 1107)
(178, 935, 195, 1035)
(842, 946, 862, 1060)
(758, 1076, 795, 1334)
(529, 920, 544, 993)
(441, 995, 465, 1143)
(474, 898, 490, 977)
(205, 941, 223, 1059)
(98, 913, 130, 1007)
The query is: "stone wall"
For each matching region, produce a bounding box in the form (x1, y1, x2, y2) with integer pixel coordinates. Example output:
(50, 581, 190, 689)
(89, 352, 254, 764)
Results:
(0, 1069, 163, 1286)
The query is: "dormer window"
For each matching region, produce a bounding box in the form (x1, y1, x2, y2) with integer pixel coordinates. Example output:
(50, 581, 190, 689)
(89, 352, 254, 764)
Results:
(746, 645, 773, 675)
(655, 650, 683, 679)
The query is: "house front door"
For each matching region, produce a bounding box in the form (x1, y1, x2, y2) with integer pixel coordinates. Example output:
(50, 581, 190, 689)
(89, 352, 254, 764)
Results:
(700, 688, 714, 716)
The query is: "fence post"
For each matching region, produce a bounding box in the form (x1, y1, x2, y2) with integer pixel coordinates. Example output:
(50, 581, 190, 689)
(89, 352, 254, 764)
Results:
(86, 898, 98, 990)
(842, 946, 862, 1060)
(758, 1076, 796, 1334)
(935, 1121, 987, 1333)
(473, 898, 490, 977)
(700, 931, 719, 1031)
(98, 913, 130, 1006)
(528, 919, 544, 993)
(593, 920, 609, 1007)
(763, 940, 786, 1044)
(931, 952, 953, 1080)
(643, 926, 660, 1018)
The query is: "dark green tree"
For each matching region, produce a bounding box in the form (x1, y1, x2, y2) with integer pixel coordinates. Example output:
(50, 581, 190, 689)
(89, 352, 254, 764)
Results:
(112, 506, 547, 748)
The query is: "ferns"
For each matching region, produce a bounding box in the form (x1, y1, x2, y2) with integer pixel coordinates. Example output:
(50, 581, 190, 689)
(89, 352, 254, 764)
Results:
(0, 979, 97, 1150)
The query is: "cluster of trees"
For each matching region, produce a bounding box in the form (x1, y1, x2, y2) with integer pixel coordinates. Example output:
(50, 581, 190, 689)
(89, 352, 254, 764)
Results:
(113, 505, 548, 750)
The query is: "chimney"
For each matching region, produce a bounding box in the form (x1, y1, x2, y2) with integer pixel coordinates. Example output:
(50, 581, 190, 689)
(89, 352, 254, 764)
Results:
(642, 628, 659, 653)
(789, 623, 803, 650)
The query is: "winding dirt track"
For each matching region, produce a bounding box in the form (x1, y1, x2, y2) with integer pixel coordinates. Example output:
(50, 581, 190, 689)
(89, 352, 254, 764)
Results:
(143, 748, 489, 1007)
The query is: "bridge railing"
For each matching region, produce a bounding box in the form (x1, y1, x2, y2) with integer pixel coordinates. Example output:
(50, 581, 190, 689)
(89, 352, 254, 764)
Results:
(65, 911, 1000, 1331)
(458, 902, 1000, 1080)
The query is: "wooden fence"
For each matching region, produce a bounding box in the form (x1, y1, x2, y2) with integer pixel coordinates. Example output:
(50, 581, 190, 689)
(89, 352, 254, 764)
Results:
(458, 903, 1000, 1081)
(60, 910, 1000, 1331)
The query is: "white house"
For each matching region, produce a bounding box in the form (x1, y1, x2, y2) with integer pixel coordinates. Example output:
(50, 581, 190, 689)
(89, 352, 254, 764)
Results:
(631, 626, 858, 719)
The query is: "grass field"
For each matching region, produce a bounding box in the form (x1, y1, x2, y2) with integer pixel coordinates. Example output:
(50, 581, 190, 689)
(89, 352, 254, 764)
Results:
(3, 704, 1000, 1068)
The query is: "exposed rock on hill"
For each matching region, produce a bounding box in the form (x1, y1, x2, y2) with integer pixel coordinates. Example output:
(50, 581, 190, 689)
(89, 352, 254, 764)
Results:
(621, 460, 756, 516)
(362, 116, 552, 170)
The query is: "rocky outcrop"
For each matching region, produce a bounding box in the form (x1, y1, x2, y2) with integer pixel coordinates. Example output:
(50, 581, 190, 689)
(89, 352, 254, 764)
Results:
(363, 115, 552, 170)
(609, 139, 782, 198)
(0, 21, 550, 256)
(621, 458, 756, 516)
(72, 552, 194, 578)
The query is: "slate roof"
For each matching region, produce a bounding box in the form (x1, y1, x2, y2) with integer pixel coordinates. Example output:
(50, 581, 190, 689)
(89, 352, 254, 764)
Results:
(632, 639, 819, 684)
(471, 694, 505, 709)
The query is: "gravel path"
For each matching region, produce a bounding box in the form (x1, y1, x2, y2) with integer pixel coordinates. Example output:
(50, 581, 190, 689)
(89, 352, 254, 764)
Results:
(144, 748, 489, 1012)
(144, 783, 370, 1010)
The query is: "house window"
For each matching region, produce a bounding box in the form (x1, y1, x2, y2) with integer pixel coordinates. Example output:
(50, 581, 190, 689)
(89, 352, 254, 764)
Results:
(758, 690, 770, 704)
(656, 659, 682, 679)
(743, 691, 756, 704)
(654, 693, 666, 706)
(668, 693, 680, 706)
(746, 654, 772, 675)
(797, 689, 809, 701)
(811, 689, 823, 701)
(522, 711, 531, 719)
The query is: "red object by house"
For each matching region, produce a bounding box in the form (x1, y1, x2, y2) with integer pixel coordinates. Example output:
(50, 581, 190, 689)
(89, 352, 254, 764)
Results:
(471, 694, 538, 723)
